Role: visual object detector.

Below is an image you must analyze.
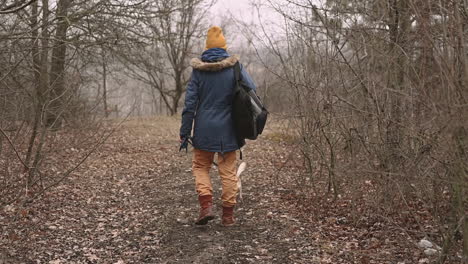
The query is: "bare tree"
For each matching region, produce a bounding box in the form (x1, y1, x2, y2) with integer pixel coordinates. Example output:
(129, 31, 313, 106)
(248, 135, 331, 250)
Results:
(242, 0, 468, 261)
(118, 0, 215, 116)
(0, 0, 192, 205)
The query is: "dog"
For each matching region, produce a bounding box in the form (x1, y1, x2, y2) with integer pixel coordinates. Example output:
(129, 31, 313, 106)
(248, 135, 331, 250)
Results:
(236, 162, 246, 201)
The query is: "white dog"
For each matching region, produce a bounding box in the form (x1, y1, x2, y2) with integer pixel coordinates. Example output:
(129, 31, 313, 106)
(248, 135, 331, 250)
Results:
(236, 162, 247, 201)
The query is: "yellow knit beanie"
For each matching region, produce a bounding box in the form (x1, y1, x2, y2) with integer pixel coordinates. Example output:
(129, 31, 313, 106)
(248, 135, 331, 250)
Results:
(205, 26, 227, 50)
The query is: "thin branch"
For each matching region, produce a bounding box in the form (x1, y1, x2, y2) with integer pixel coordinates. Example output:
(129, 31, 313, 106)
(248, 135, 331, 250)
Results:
(0, 128, 30, 170)
(0, 0, 37, 14)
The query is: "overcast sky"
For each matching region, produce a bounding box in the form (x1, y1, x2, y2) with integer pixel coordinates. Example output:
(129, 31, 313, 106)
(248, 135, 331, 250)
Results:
(208, 0, 283, 28)
(210, 0, 257, 23)
(203, 0, 282, 49)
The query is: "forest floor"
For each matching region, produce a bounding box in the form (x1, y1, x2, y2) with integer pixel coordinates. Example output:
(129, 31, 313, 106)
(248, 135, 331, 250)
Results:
(1, 117, 446, 263)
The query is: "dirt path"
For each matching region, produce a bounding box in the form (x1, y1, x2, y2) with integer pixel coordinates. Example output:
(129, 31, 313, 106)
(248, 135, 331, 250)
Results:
(1, 118, 319, 264)
(2, 117, 437, 264)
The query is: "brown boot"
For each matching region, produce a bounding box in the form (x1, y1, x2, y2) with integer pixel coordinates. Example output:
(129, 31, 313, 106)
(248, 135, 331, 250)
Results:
(221, 206, 235, 227)
(195, 195, 215, 225)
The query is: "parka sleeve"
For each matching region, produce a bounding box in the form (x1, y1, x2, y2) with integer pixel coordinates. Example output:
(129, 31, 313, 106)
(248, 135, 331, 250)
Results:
(240, 64, 257, 91)
(180, 71, 199, 137)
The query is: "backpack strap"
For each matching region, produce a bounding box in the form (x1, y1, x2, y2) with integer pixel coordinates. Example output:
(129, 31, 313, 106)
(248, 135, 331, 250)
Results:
(234, 62, 244, 160)
(234, 61, 241, 83)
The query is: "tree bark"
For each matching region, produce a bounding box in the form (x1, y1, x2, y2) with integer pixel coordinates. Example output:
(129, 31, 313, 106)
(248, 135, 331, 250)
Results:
(102, 49, 108, 118)
(385, 0, 411, 172)
(47, 0, 71, 128)
(25, 0, 41, 173)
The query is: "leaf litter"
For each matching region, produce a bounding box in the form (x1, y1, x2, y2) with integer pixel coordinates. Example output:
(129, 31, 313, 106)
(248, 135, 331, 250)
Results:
(0, 117, 447, 263)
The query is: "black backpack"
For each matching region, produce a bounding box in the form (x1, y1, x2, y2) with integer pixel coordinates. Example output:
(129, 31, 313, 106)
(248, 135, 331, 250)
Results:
(232, 62, 268, 141)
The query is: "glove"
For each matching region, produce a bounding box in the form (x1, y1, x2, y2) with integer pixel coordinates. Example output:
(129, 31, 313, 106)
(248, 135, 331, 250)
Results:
(179, 135, 190, 153)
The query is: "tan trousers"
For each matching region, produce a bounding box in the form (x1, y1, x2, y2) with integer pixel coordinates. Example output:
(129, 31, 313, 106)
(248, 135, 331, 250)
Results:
(192, 149, 238, 207)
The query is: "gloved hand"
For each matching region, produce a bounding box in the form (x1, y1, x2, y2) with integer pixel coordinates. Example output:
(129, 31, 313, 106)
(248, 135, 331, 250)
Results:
(179, 135, 191, 153)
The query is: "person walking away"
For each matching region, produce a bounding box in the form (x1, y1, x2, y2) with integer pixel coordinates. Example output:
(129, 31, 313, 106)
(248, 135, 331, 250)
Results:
(179, 26, 257, 226)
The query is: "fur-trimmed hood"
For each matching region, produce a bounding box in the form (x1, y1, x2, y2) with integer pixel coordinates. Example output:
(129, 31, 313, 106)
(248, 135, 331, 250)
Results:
(190, 55, 240, 72)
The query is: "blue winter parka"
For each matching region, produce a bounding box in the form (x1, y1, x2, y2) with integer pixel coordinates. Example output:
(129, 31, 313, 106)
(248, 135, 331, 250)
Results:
(180, 48, 256, 153)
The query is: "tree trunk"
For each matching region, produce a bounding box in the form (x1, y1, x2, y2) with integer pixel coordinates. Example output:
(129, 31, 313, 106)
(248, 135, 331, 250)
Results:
(172, 75, 183, 116)
(25, 0, 41, 173)
(38, 0, 49, 111)
(47, 0, 71, 128)
(102, 50, 108, 118)
(453, 1, 468, 261)
(385, 0, 411, 173)
(26, 0, 50, 185)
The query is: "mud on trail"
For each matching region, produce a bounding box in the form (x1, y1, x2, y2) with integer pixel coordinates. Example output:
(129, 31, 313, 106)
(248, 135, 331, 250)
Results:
(1, 117, 430, 263)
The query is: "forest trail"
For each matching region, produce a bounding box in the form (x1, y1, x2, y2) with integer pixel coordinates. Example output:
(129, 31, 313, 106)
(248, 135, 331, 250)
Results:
(2, 117, 434, 263)
(2, 118, 319, 263)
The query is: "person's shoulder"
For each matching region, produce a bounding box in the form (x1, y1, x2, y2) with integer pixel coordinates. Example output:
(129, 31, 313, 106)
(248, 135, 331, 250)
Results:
(190, 55, 240, 72)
